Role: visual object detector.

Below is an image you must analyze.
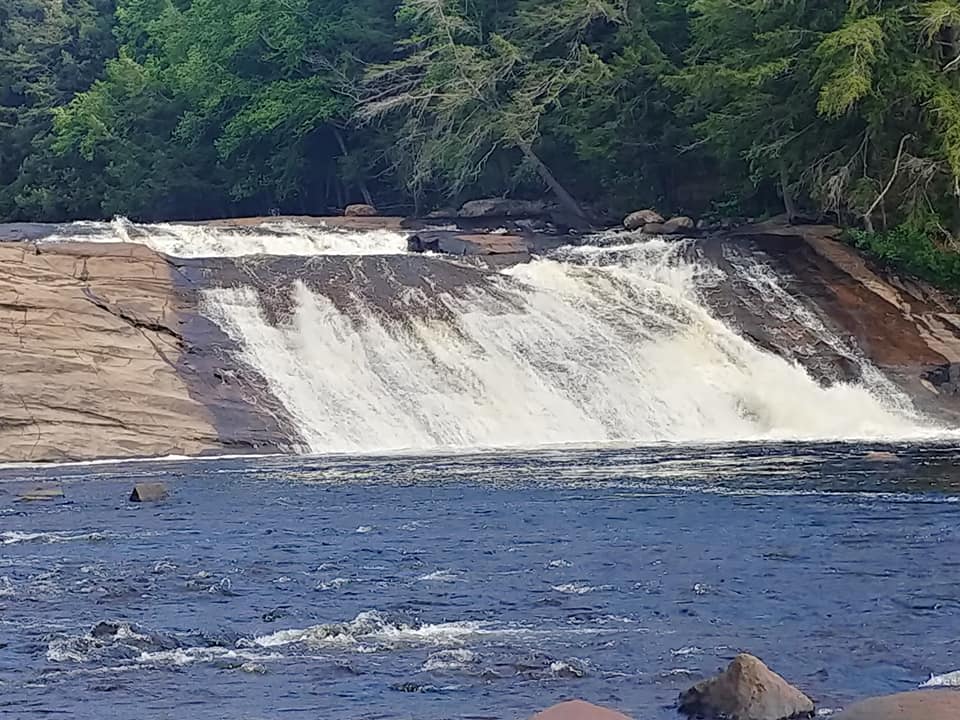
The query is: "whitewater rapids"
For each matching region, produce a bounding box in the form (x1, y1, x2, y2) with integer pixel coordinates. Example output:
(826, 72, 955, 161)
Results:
(196, 237, 935, 451)
(43, 216, 409, 257)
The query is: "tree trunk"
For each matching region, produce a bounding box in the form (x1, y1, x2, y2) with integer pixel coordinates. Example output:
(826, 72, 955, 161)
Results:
(779, 159, 797, 223)
(518, 142, 589, 227)
(333, 127, 375, 207)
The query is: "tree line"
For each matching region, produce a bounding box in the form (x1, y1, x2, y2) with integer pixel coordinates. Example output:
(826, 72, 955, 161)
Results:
(4, 0, 960, 241)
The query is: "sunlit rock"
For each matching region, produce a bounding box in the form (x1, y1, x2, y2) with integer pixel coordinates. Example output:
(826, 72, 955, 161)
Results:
(531, 700, 632, 720)
(679, 653, 814, 720)
(864, 451, 899, 462)
(834, 690, 960, 719)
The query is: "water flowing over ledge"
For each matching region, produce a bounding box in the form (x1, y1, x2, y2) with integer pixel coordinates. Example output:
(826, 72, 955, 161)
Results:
(0, 216, 958, 460)
(43, 216, 411, 257)
(201, 238, 935, 451)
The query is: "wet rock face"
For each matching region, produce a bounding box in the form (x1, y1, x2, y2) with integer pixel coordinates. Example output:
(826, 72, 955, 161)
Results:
(678, 653, 815, 720)
(720, 225, 960, 424)
(181, 253, 518, 326)
(834, 690, 960, 719)
(531, 700, 633, 720)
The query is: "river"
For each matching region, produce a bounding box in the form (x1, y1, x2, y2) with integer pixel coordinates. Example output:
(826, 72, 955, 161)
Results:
(3, 442, 960, 718)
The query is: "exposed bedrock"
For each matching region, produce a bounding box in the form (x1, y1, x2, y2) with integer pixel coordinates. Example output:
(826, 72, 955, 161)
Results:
(0, 241, 297, 462)
(709, 224, 960, 424)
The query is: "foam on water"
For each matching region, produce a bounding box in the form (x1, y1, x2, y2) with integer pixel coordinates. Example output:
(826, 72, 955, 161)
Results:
(248, 611, 491, 652)
(551, 583, 609, 595)
(922, 669, 960, 687)
(418, 569, 461, 582)
(201, 236, 944, 452)
(2, 530, 107, 545)
(421, 648, 478, 672)
(43, 217, 408, 257)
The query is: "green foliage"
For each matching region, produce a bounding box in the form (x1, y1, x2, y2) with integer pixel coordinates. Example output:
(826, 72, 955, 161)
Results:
(848, 219, 960, 291)
(3, 0, 960, 254)
(815, 16, 885, 118)
(0, 0, 116, 220)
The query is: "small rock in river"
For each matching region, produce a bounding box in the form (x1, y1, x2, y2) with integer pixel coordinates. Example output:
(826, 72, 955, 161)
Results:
(17, 485, 65, 502)
(129, 482, 169, 503)
(864, 451, 899, 462)
(678, 653, 814, 720)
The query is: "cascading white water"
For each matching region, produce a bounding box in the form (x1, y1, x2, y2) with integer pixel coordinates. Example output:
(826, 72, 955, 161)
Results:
(200, 237, 940, 452)
(44, 217, 409, 257)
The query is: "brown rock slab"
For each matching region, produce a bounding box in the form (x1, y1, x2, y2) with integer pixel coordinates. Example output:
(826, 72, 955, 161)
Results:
(0, 242, 222, 462)
(679, 654, 814, 720)
(407, 230, 529, 257)
(531, 700, 632, 720)
(17, 485, 65, 502)
(834, 690, 960, 719)
(129, 482, 169, 503)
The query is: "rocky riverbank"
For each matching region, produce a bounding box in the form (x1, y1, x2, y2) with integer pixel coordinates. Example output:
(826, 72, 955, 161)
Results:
(0, 216, 958, 461)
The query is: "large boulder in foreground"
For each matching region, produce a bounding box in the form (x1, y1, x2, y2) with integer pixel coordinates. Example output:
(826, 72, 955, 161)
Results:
(531, 700, 632, 720)
(834, 690, 960, 719)
(679, 654, 814, 720)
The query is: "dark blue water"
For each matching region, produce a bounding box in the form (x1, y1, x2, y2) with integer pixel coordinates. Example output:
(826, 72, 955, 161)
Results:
(2, 443, 960, 719)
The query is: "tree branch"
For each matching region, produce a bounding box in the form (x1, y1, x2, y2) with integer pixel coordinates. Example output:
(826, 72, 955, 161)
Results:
(864, 134, 910, 233)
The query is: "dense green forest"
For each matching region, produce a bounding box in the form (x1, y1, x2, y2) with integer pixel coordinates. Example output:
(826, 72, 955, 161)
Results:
(4, 0, 960, 243)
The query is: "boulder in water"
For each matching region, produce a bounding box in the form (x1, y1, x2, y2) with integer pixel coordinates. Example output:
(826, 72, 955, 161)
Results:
(344, 203, 378, 217)
(623, 209, 664, 230)
(129, 482, 169, 503)
(17, 485, 65, 502)
(679, 653, 814, 720)
(864, 450, 899, 462)
(531, 700, 633, 720)
(663, 216, 696, 234)
(834, 690, 960, 719)
(406, 230, 529, 257)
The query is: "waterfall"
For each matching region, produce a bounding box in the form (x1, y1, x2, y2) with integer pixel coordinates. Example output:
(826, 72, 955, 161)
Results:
(197, 236, 937, 452)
